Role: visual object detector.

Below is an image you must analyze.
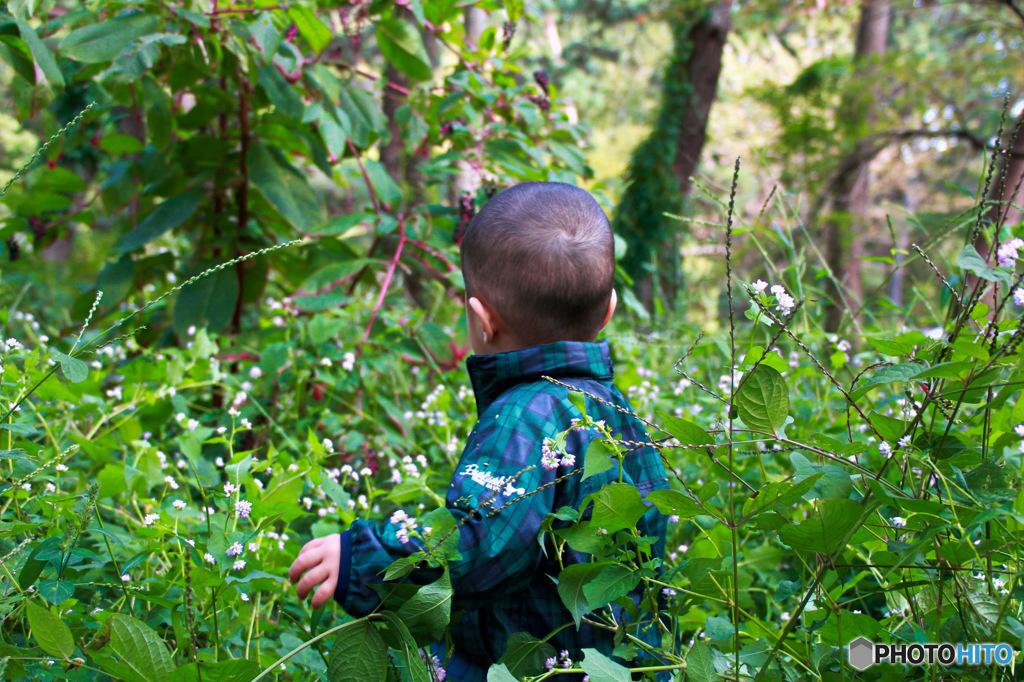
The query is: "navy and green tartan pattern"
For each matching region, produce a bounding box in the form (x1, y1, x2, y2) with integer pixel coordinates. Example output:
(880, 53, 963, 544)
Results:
(334, 340, 670, 680)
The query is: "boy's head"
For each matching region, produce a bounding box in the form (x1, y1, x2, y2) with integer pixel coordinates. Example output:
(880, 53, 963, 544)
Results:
(460, 181, 616, 353)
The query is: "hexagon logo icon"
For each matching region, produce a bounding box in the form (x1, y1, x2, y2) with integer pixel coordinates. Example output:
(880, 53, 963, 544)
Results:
(848, 637, 875, 671)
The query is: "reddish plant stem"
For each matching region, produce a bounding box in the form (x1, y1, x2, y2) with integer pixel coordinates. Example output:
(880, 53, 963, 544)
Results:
(405, 238, 456, 270)
(207, 5, 284, 14)
(356, 218, 406, 359)
(347, 137, 380, 213)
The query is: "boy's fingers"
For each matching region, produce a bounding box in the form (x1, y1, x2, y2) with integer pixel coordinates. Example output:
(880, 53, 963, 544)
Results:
(295, 564, 330, 601)
(310, 577, 337, 610)
(295, 536, 325, 557)
(288, 548, 323, 584)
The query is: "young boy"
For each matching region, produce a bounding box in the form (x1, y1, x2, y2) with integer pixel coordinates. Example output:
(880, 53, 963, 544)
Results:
(289, 182, 669, 679)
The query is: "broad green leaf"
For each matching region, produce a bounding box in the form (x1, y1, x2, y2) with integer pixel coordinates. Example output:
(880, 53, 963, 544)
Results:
(376, 18, 433, 82)
(327, 619, 388, 682)
(778, 499, 877, 556)
(581, 564, 639, 610)
(686, 641, 719, 682)
(169, 659, 261, 682)
(645, 488, 704, 520)
(87, 614, 175, 682)
(742, 473, 822, 518)
(396, 570, 452, 643)
(735, 365, 789, 435)
(25, 600, 75, 659)
(287, 6, 331, 54)
(50, 350, 89, 383)
(258, 64, 304, 120)
(557, 562, 610, 627)
(567, 390, 586, 415)
(38, 579, 74, 604)
(850, 361, 927, 400)
(0, 35, 38, 83)
(957, 244, 1013, 284)
(17, 21, 63, 88)
(99, 134, 143, 155)
(867, 338, 913, 356)
(498, 633, 556, 679)
(248, 143, 324, 230)
(583, 438, 616, 480)
(114, 190, 203, 253)
(60, 13, 159, 63)
(657, 412, 714, 448)
(486, 663, 520, 682)
(580, 648, 630, 682)
(364, 159, 403, 208)
(790, 453, 853, 500)
(337, 84, 387, 148)
(377, 612, 433, 682)
(173, 262, 239, 336)
(705, 615, 734, 641)
(589, 483, 647, 533)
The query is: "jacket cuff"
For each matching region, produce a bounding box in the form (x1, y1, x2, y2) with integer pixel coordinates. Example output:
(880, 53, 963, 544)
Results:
(333, 530, 353, 607)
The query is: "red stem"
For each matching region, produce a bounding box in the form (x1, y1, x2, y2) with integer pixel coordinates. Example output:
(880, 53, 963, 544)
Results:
(347, 137, 380, 213)
(356, 219, 406, 359)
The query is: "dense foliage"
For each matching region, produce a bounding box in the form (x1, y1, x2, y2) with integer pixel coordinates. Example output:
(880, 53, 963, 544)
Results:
(0, 1, 1023, 682)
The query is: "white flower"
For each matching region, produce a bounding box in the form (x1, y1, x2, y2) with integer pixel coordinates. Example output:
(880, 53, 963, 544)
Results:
(878, 441, 892, 455)
(288, 462, 300, 472)
(232, 559, 246, 571)
(142, 512, 160, 526)
(240, 593, 250, 602)
(204, 552, 216, 564)
(185, 538, 195, 547)
(1015, 424, 1024, 437)
(662, 587, 677, 597)
(121, 574, 131, 582)
(342, 352, 356, 371)
(240, 418, 252, 430)
(55, 464, 69, 472)
(176, 412, 186, 422)
(45, 482, 56, 494)
(752, 279, 768, 293)
(320, 357, 333, 367)
(236, 500, 252, 519)
(559, 453, 575, 467)
(897, 434, 912, 449)
(228, 407, 240, 417)
(359, 467, 373, 477)
(187, 325, 196, 336)
(541, 438, 560, 471)
(891, 516, 906, 528)
(186, 418, 199, 432)
(996, 238, 1024, 267)
(173, 500, 187, 510)
(248, 541, 259, 552)
(322, 438, 334, 453)
(223, 482, 238, 495)
(1015, 288, 1024, 307)
(226, 542, 244, 556)
(249, 366, 263, 379)
(164, 475, 179, 490)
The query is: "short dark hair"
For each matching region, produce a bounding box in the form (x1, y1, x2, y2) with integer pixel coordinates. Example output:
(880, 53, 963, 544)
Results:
(460, 182, 615, 346)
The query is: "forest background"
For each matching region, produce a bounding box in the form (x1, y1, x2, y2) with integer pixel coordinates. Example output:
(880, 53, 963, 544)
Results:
(0, 0, 1023, 681)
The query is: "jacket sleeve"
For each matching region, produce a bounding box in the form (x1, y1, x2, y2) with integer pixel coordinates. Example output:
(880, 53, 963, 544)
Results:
(335, 392, 570, 616)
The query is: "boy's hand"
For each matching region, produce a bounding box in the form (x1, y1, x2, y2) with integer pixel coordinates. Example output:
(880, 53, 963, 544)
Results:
(288, 533, 341, 609)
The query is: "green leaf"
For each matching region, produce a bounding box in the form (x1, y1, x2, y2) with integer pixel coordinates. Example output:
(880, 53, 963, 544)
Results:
(364, 159, 403, 208)
(114, 191, 203, 253)
(173, 261, 239, 336)
(556, 562, 609, 627)
(686, 641, 719, 682)
(790, 453, 853, 500)
(705, 615, 734, 641)
(867, 338, 913, 356)
(376, 18, 433, 82)
(16, 21, 64, 88)
(287, 6, 331, 54)
(38, 579, 74, 604)
(850, 361, 927, 400)
(646, 488, 705, 519)
(258, 64, 304, 120)
(589, 483, 648, 533)
(486, 663, 520, 682)
(25, 600, 75, 659)
(0, 35, 37, 83)
(337, 84, 387, 148)
(567, 390, 586, 415)
(327, 619, 389, 682)
(580, 648, 630, 682)
(498, 633, 556, 679)
(61, 13, 159, 63)
(778, 499, 877, 556)
(657, 412, 714, 448)
(248, 143, 324, 230)
(396, 570, 452, 644)
(581, 564, 639, 610)
(169, 659, 261, 682)
(99, 134, 143, 155)
(742, 473, 822, 518)
(87, 614, 175, 682)
(50, 350, 89, 383)
(582, 438, 616, 481)
(377, 612, 433, 682)
(958, 244, 1013, 284)
(735, 366, 789, 435)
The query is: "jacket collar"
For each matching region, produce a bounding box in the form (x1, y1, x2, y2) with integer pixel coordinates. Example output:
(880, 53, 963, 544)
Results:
(465, 340, 614, 416)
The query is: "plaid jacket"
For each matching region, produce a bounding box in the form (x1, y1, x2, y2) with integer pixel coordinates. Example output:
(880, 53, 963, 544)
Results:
(334, 340, 670, 680)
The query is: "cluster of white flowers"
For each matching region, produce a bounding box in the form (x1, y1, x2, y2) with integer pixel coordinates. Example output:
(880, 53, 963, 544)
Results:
(673, 377, 692, 396)
(341, 352, 356, 371)
(390, 509, 419, 544)
(235, 500, 252, 519)
(545, 650, 576, 671)
(11, 311, 39, 331)
(540, 437, 575, 471)
(142, 512, 160, 527)
(173, 500, 187, 511)
(996, 237, 1024, 268)
(226, 541, 244, 556)
(1015, 288, 1024, 307)
(770, 284, 796, 314)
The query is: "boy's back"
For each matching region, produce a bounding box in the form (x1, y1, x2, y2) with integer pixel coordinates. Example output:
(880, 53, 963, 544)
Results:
(341, 340, 668, 679)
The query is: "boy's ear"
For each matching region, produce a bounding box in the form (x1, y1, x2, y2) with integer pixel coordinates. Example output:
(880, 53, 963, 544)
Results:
(599, 289, 617, 331)
(468, 296, 498, 340)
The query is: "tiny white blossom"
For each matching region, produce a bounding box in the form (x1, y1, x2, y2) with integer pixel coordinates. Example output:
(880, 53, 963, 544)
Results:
(891, 516, 906, 528)
(226, 542, 244, 556)
(173, 500, 187, 510)
(752, 279, 768, 293)
(249, 366, 263, 379)
(204, 552, 215, 564)
(232, 559, 246, 571)
(236, 500, 252, 519)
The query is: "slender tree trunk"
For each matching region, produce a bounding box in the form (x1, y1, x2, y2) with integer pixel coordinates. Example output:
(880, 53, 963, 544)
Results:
(612, 1, 731, 313)
(450, 8, 486, 208)
(821, 0, 891, 333)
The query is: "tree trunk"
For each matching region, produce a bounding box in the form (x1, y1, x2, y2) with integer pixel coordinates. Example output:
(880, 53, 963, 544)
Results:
(611, 1, 731, 313)
(821, 0, 891, 333)
(450, 7, 487, 209)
